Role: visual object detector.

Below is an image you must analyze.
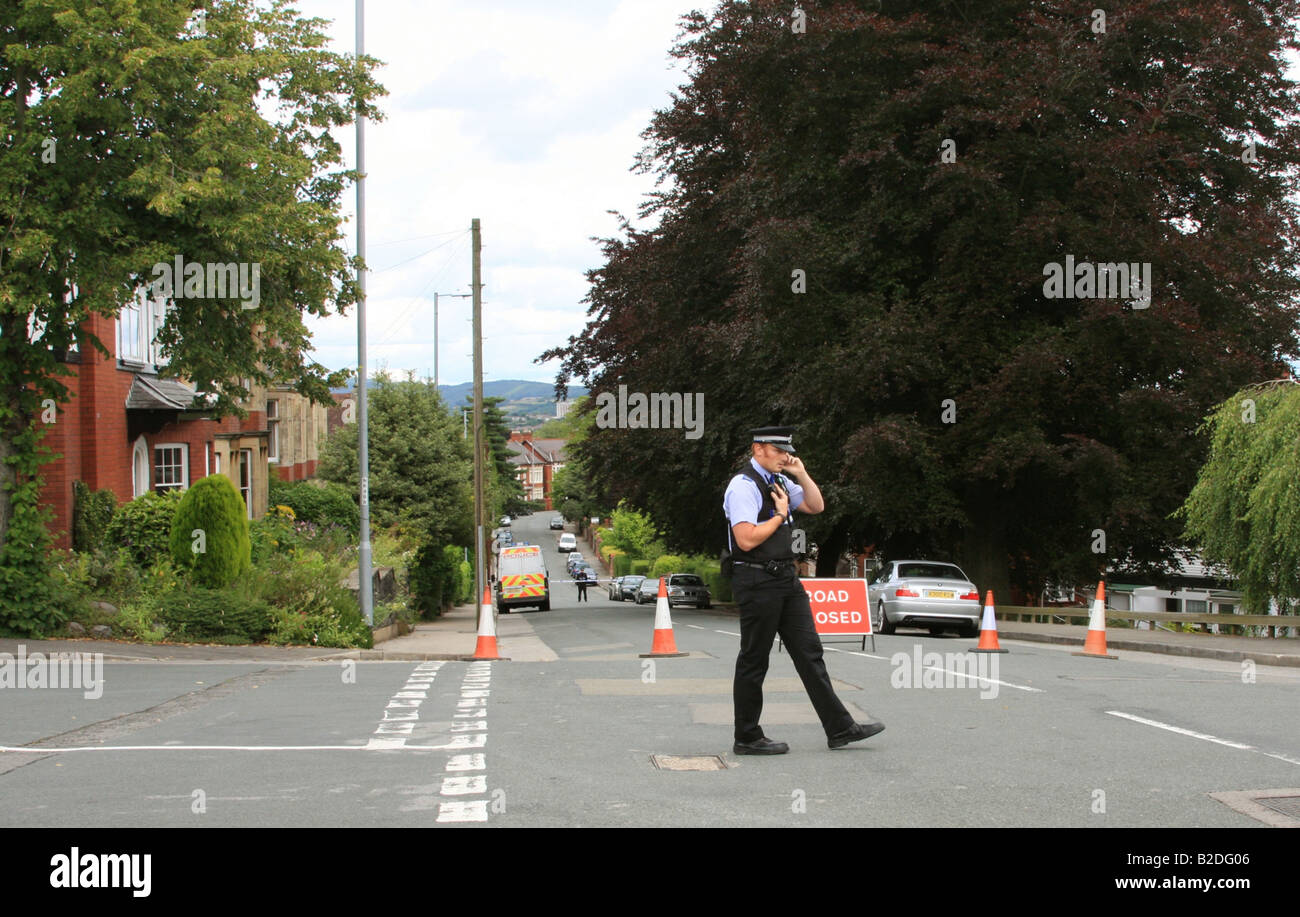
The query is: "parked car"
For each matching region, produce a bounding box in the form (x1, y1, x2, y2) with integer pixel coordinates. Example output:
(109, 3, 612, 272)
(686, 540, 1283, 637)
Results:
(618, 575, 646, 602)
(635, 576, 663, 605)
(500, 515, 511, 527)
(665, 573, 711, 609)
(867, 560, 981, 636)
(557, 532, 577, 552)
(566, 552, 585, 575)
(549, 516, 565, 531)
(574, 563, 596, 584)
(608, 575, 626, 600)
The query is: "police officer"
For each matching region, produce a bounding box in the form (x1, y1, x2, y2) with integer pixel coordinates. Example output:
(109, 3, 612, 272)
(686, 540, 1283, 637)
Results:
(724, 426, 885, 754)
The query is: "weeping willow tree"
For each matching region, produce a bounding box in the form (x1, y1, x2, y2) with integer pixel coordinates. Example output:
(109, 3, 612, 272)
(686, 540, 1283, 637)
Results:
(1179, 380, 1300, 614)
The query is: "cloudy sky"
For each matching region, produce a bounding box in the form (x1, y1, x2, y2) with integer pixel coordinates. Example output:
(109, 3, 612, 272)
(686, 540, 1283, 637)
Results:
(301, 0, 715, 389)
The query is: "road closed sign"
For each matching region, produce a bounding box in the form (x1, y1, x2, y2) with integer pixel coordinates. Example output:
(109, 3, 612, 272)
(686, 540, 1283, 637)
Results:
(801, 579, 872, 635)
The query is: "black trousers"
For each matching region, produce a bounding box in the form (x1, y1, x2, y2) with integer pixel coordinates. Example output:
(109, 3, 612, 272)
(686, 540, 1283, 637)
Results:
(576, 582, 588, 601)
(732, 565, 854, 743)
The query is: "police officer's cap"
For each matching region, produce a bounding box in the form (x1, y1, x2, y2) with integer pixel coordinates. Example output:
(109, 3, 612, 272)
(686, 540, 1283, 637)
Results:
(750, 425, 797, 454)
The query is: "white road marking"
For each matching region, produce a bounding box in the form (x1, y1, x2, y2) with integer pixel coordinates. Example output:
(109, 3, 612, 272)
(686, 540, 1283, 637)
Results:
(437, 799, 488, 823)
(923, 664, 1043, 693)
(445, 753, 486, 771)
(716, 630, 741, 637)
(436, 664, 496, 825)
(685, 624, 707, 630)
(441, 775, 487, 795)
(818, 645, 1044, 692)
(1107, 711, 1300, 765)
(826, 647, 890, 661)
(0, 743, 443, 753)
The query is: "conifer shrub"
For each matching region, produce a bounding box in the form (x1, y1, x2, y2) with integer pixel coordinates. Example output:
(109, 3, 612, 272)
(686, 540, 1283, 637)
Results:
(169, 475, 251, 588)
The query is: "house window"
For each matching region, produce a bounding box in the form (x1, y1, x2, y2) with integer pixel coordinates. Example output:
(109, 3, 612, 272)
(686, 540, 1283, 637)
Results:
(266, 399, 280, 463)
(530, 466, 542, 484)
(153, 444, 188, 492)
(238, 449, 253, 518)
(117, 287, 170, 367)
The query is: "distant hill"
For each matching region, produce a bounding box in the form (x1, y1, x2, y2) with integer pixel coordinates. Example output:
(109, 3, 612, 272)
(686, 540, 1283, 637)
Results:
(330, 378, 585, 428)
(441, 380, 588, 428)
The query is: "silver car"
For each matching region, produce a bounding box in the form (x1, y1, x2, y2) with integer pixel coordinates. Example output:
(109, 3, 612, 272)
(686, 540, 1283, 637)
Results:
(635, 576, 662, 605)
(868, 560, 981, 636)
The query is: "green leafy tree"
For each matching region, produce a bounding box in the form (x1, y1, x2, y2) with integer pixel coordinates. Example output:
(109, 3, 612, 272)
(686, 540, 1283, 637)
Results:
(318, 373, 473, 615)
(319, 373, 473, 546)
(1179, 381, 1300, 614)
(606, 502, 661, 558)
(0, 0, 384, 631)
(170, 473, 252, 588)
(545, 0, 1300, 599)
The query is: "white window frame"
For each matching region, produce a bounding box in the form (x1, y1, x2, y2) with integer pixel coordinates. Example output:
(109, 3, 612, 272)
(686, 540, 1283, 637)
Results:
(238, 448, 253, 519)
(266, 399, 280, 463)
(117, 286, 170, 368)
(153, 443, 189, 492)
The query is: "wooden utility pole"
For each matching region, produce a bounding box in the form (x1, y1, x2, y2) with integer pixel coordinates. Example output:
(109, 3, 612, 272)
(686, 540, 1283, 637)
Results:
(472, 218, 485, 624)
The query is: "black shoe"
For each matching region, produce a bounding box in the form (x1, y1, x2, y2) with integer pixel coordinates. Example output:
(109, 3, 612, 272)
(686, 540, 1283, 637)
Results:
(828, 721, 885, 748)
(733, 737, 789, 755)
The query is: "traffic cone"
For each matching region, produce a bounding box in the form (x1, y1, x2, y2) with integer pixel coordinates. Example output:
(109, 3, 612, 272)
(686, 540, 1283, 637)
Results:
(1072, 581, 1117, 659)
(471, 586, 505, 660)
(639, 577, 688, 658)
(972, 590, 1008, 653)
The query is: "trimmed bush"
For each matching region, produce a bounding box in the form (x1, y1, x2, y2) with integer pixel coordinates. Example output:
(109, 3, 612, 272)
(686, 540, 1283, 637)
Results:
(268, 478, 359, 533)
(629, 558, 651, 577)
(155, 586, 272, 642)
(106, 490, 182, 568)
(613, 553, 634, 577)
(169, 475, 251, 588)
(651, 554, 687, 578)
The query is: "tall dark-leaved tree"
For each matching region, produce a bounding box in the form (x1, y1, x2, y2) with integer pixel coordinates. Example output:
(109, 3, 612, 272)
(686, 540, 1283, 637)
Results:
(544, 0, 1300, 599)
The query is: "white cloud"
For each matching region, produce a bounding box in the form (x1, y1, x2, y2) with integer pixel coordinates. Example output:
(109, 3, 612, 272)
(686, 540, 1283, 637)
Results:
(298, 0, 708, 385)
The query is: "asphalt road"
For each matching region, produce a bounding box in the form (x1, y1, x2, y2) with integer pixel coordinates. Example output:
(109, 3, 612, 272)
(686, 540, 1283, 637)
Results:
(2, 513, 1298, 828)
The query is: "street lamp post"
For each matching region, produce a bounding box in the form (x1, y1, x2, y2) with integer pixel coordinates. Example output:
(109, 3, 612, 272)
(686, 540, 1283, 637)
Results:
(433, 291, 471, 391)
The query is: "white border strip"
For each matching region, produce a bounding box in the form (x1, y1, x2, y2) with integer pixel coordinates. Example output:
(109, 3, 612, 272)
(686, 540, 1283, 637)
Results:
(0, 744, 447, 753)
(1107, 710, 1300, 765)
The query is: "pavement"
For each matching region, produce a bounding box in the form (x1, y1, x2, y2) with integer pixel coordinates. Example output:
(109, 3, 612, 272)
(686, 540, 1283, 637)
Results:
(363, 601, 1300, 668)
(4, 601, 1298, 666)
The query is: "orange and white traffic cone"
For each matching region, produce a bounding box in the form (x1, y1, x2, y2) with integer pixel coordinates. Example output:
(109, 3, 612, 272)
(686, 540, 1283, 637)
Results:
(972, 590, 1008, 653)
(471, 586, 505, 660)
(1072, 581, 1117, 659)
(639, 577, 688, 658)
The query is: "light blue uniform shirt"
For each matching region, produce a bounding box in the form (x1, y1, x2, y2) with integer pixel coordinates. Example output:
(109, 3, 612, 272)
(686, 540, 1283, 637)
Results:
(724, 458, 804, 531)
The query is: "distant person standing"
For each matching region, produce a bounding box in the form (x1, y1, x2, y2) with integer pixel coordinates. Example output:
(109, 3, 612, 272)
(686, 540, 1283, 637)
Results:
(576, 568, 590, 602)
(724, 426, 885, 755)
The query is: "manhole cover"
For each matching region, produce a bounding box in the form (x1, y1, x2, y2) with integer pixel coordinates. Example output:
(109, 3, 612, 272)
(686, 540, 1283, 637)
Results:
(1209, 789, 1300, 827)
(651, 754, 728, 771)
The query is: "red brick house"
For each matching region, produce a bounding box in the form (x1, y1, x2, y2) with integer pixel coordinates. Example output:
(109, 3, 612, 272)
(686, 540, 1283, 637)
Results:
(506, 432, 567, 509)
(38, 298, 327, 549)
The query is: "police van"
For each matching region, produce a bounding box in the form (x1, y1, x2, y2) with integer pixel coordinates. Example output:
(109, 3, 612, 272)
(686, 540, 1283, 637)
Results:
(495, 544, 550, 613)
